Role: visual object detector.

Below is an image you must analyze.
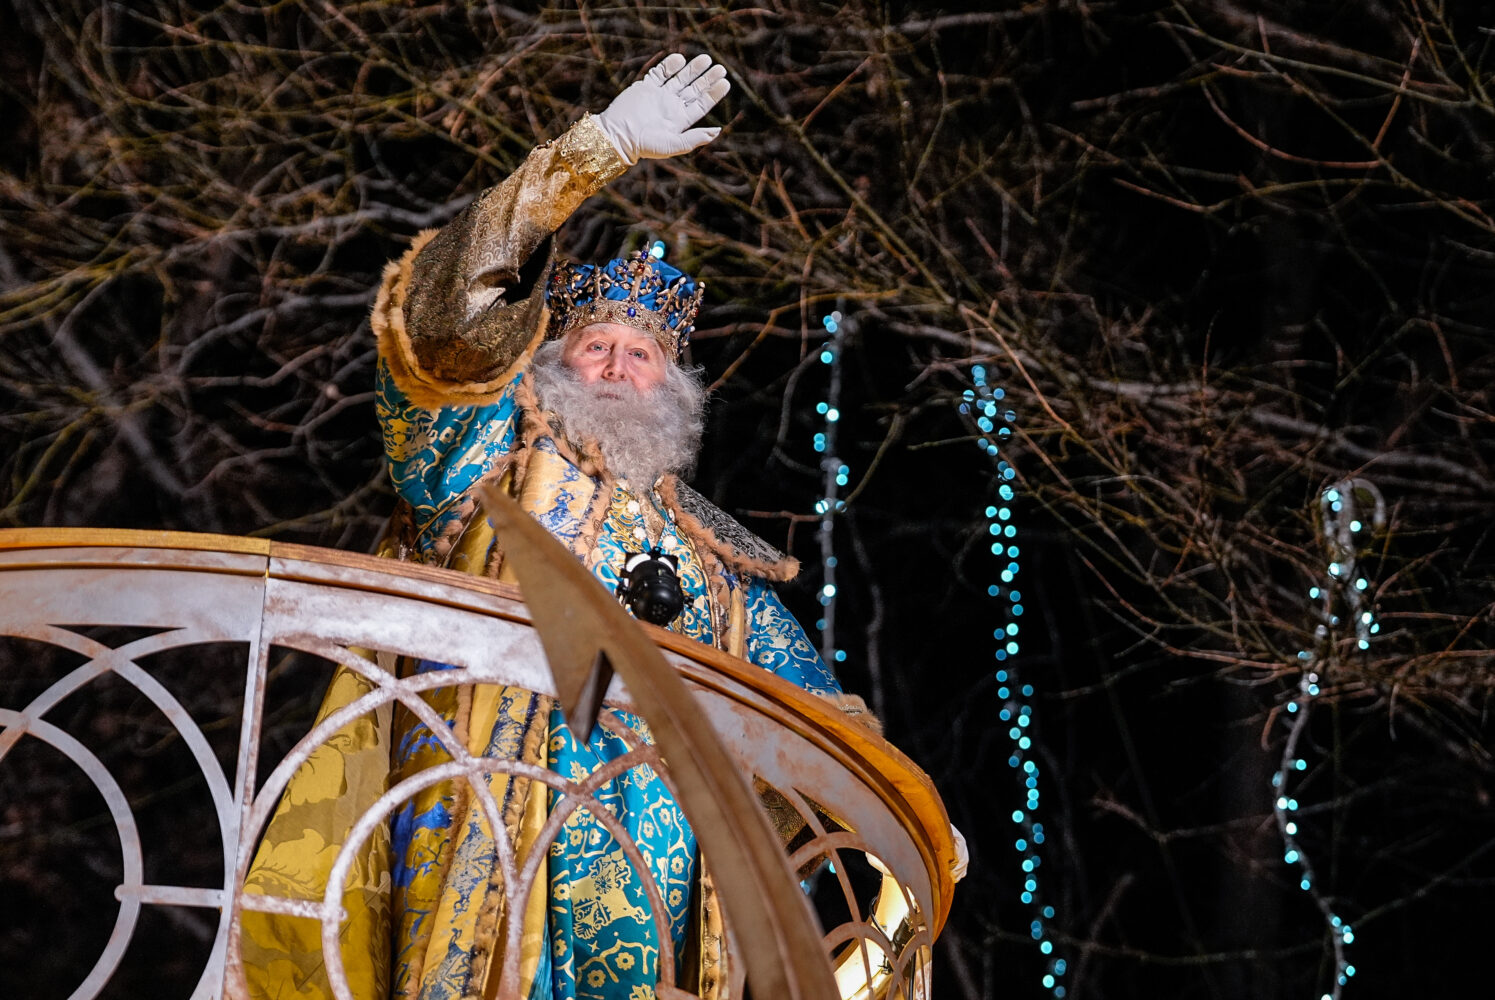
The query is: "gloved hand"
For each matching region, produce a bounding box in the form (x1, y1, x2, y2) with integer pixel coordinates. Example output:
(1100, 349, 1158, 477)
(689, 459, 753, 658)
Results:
(950, 823, 970, 883)
(865, 823, 969, 883)
(595, 53, 731, 165)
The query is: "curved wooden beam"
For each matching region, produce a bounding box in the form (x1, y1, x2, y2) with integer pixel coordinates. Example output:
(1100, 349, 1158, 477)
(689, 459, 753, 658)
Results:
(479, 486, 841, 1000)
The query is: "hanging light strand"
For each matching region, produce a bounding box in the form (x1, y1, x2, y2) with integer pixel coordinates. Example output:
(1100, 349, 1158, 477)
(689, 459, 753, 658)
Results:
(963, 363, 1067, 998)
(1275, 479, 1384, 1000)
(813, 311, 848, 667)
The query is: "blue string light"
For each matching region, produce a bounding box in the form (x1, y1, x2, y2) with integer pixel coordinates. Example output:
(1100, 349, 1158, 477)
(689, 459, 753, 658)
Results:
(963, 363, 1066, 998)
(814, 311, 847, 665)
(1276, 479, 1384, 1000)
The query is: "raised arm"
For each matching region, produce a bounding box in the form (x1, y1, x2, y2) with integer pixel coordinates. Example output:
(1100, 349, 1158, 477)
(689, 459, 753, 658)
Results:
(373, 53, 731, 409)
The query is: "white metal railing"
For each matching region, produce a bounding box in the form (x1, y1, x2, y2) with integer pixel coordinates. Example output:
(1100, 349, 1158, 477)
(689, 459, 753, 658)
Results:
(0, 529, 955, 999)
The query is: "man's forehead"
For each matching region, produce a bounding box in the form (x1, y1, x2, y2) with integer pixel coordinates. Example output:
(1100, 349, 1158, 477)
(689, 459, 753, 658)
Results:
(568, 321, 655, 343)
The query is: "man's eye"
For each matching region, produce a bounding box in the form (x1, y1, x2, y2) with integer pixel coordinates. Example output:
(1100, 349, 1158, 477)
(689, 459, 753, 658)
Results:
(630, 349, 648, 360)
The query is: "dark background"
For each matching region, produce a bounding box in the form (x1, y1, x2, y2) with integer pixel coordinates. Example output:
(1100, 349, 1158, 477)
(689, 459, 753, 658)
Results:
(3, 2, 1493, 998)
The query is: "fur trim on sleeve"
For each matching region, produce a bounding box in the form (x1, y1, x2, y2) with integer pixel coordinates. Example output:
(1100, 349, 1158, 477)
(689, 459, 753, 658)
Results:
(372, 229, 543, 409)
(822, 692, 884, 736)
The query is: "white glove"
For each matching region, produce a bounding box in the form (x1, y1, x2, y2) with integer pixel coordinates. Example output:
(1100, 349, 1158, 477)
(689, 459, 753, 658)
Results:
(950, 823, 969, 883)
(865, 824, 969, 884)
(595, 53, 730, 165)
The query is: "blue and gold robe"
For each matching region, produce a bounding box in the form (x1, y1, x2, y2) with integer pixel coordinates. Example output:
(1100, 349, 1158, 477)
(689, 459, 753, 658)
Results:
(242, 114, 841, 1000)
(376, 363, 840, 1000)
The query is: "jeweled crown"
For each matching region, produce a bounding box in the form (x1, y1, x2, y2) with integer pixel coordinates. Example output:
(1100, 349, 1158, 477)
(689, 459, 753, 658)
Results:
(545, 246, 703, 360)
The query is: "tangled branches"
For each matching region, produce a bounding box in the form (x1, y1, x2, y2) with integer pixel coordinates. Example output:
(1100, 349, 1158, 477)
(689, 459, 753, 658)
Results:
(2, 1, 1494, 997)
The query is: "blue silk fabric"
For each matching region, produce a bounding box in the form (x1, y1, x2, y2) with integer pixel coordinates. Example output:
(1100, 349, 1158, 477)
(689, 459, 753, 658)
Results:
(376, 361, 840, 1000)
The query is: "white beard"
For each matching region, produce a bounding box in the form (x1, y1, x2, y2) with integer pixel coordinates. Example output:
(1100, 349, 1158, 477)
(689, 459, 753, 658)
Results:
(528, 339, 706, 488)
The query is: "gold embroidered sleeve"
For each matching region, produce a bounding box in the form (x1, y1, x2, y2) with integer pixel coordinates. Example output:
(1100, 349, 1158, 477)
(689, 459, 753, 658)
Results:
(372, 115, 628, 408)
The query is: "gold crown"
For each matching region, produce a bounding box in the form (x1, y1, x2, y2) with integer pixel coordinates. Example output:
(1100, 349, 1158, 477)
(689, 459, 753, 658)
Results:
(546, 249, 703, 359)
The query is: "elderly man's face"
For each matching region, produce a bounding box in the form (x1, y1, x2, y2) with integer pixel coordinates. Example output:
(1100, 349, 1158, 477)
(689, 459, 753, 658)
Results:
(560, 322, 668, 393)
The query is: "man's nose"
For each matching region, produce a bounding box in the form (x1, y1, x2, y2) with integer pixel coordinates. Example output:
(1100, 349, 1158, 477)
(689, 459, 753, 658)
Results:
(601, 352, 627, 381)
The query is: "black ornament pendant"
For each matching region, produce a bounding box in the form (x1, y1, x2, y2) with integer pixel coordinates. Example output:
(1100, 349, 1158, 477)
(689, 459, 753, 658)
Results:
(616, 547, 685, 626)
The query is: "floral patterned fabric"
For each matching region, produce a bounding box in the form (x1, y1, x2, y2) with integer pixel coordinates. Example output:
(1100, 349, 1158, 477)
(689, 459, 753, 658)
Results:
(539, 706, 697, 1000)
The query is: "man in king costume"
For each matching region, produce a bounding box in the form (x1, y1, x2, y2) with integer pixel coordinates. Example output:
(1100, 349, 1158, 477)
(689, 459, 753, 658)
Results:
(241, 53, 878, 1000)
